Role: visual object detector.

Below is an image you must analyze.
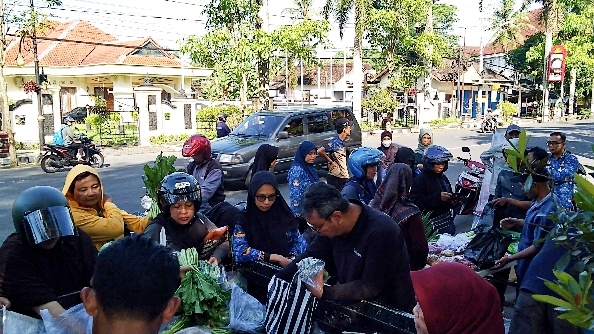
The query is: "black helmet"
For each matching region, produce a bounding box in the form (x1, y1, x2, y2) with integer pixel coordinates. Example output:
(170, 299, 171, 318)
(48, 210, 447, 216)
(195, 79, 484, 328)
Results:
(157, 172, 201, 211)
(12, 186, 77, 245)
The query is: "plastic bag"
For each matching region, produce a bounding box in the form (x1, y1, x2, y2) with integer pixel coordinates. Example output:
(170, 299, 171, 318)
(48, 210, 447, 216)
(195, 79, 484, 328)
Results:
(473, 169, 492, 218)
(296, 257, 325, 291)
(1, 306, 45, 334)
(464, 225, 513, 269)
(40, 303, 92, 334)
(472, 202, 496, 231)
(227, 284, 265, 333)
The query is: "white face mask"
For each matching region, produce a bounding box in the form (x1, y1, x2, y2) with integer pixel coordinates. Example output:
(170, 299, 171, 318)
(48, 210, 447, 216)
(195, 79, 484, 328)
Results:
(382, 140, 392, 148)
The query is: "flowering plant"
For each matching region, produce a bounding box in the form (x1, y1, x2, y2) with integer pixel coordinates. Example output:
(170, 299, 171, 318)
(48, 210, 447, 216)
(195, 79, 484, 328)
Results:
(23, 80, 39, 93)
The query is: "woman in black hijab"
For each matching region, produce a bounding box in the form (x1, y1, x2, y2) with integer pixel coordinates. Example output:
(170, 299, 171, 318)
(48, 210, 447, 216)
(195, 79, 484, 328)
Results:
(252, 144, 279, 174)
(232, 171, 307, 267)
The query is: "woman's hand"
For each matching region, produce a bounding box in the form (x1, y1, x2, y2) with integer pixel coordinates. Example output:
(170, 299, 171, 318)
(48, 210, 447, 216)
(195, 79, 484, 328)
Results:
(179, 265, 192, 279)
(207, 257, 219, 266)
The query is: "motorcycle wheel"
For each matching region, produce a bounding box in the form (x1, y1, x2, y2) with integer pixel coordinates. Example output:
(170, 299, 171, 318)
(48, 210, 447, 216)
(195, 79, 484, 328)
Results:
(40, 154, 62, 173)
(89, 152, 104, 168)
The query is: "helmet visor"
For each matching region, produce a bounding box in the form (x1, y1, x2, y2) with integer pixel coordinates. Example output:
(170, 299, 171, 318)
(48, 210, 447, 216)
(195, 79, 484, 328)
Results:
(23, 206, 77, 245)
(160, 191, 200, 207)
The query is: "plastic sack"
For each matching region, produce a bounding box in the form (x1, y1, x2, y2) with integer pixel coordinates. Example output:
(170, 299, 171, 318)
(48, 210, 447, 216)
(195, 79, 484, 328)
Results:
(473, 169, 492, 218)
(40, 303, 92, 334)
(464, 225, 513, 269)
(1, 306, 45, 334)
(227, 284, 265, 333)
(472, 202, 496, 231)
(296, 257, 325, 291)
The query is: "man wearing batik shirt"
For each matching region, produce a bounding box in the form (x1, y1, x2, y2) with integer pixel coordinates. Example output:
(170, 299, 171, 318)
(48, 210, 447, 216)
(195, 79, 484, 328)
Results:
(318, 117, 352, 191)
(547, 131, 581, 210)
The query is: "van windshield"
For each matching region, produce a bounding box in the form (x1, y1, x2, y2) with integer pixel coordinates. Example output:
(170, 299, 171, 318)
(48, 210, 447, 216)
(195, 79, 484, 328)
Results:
(230, 114, 286, 138)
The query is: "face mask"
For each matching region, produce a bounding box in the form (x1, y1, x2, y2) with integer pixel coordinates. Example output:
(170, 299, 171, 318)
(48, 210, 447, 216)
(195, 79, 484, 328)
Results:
(382, 140, 392, 148)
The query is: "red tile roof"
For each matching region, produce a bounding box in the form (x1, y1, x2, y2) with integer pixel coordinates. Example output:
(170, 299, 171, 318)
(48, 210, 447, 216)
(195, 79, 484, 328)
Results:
(6, 20, 182, 67)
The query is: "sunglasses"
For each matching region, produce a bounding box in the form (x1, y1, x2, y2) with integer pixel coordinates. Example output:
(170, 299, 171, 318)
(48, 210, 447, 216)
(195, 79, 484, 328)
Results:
(255, 194, 277, 203)
(546, 141, 565, 146)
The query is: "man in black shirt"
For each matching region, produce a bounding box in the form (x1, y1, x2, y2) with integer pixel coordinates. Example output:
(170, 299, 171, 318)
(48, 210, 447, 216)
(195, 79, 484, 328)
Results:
(277, 182, 416, 312)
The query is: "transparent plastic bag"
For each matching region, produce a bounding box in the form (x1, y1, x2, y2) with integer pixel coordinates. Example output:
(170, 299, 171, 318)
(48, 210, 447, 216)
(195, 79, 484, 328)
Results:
(1, 306, 45, 334)
(227, 284, 265, 333)
(296, 257, 325, 291)
(40, 303, 92, 334)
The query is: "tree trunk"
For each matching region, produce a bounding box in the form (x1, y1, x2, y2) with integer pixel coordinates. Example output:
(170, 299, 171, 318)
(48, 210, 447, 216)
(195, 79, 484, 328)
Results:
(0, 0, 18, 167)
(590, 78, 594, 118)
(568, 67, 576, 115)
(352, 0, 366, 123)
(240, 72, 248, 110)
(257, 0, 270, 109)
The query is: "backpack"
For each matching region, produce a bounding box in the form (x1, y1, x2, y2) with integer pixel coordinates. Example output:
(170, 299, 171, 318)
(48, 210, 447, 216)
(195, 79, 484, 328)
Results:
(53, 126, 66, 145)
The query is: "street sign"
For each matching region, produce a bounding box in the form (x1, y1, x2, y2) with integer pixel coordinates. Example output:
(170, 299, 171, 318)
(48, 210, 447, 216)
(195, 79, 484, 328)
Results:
(547, 45, 567, 82)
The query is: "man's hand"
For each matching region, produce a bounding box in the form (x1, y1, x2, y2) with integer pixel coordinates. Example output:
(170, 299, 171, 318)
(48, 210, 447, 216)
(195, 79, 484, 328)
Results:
(328, 161, 338, 170)
(500, 217, 518, 230)
(440, 192, 452, 202)
(0, 297, 10, 309)
(207, 257, 219, 266)
(492, 255, 513, 269)
(179, 265, 192, 279)
(491, 197, 508, 207)
(270, 254, 291, 268)
(304, 270, 324, 299)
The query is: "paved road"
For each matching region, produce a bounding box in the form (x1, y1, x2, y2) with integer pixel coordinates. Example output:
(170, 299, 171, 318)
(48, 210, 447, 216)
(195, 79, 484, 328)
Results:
(1, 120, 592, 243)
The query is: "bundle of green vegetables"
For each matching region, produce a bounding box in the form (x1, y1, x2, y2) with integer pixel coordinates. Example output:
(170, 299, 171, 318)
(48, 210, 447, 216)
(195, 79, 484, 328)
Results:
(142, 153, 177, 220)
(163, 248, 231, 333)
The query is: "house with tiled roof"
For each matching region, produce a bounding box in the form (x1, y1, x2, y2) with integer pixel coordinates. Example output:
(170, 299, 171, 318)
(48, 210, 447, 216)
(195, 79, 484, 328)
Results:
(269, 62, 374, 104)
(3, 20, 212, 144)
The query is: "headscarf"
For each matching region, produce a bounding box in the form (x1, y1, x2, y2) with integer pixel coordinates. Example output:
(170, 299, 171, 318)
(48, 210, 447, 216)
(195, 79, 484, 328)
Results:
(394, 147, 415, 167)
(252, 144, 279, 173)
(411, 262, 504, 334)
(370, 163, 420, 225)
(291, 141, 319, 182)
(380, 130, 392, 141)
(242, 171, 299, 256)
(378, 131, 398, 169)
(415, 128, 433, 156)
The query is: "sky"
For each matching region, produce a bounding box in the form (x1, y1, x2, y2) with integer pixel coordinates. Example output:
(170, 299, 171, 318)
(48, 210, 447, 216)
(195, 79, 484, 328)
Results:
(12, 0, 541, 54)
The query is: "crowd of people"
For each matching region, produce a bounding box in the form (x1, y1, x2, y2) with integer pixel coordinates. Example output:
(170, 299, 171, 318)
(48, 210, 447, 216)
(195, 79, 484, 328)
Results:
(0, 118, 587, 334)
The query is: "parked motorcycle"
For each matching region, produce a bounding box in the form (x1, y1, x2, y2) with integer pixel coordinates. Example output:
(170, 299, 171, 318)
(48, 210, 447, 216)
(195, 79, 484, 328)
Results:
(40, 134, 104, 173)
(454, 147, 485, 215)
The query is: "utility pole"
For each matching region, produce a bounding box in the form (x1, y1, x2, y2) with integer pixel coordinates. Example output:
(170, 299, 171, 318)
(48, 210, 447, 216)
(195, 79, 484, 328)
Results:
(1, 0, 18, 166)
(30, 0, 45, 148)
(477, 0, 485, 119)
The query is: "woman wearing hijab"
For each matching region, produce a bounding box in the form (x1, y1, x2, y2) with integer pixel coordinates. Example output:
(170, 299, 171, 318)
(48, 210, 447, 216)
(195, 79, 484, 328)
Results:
(414, 129, 433, 167)
(233, 171, 307, 267)
(252, 144, 279, 174)
(411, 262, 504, 334)
(288, 141, 319, 217)
(376, 130, 399, 185)
(370, 163, 428, 270)
(394, 147, 421, 179)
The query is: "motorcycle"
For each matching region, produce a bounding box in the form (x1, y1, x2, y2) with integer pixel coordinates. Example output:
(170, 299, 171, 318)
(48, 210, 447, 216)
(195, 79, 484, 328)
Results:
(481, 116, 497, 133)
(454, 147, 485, 215)
(40, 134, 104, 173)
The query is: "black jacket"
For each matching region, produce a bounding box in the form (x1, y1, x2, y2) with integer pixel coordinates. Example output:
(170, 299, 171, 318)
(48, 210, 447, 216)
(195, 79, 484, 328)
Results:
(410, 169, 456, 219)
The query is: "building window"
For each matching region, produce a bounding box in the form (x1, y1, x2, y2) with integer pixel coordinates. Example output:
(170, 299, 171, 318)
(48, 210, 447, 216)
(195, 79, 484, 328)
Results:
(60, 87, 76, 113)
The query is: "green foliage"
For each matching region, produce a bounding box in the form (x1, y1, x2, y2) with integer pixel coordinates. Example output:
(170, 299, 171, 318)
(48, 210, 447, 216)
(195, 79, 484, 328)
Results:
(196, 105, 244, 128)
(142, 153, 177, 220)
(361, 87, 399, 118)
(429, 117, 459, 126)
(506, 33, 545, 79)
(498, 100, 519, 121)
(149, 133, 191, 145)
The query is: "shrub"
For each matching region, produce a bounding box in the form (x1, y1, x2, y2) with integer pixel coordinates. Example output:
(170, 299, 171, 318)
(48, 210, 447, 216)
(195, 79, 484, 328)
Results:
(197, 105, 244, 128)
(497, 101, 518, 121)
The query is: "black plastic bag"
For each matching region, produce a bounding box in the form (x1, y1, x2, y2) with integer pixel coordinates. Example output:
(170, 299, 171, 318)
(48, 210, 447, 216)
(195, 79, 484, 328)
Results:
(472, 202, 496, 230)
(464, 225, 513, 269)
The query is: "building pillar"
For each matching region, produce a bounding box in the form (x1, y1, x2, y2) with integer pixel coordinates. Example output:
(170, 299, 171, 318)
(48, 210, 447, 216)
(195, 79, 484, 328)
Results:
(133, 84, 163, 146)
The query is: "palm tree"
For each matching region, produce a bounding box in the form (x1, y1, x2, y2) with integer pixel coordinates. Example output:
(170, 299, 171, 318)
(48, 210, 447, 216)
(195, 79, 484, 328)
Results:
(490, 0, 536, 52)
(323, 0, 372, 122)
(283, 0, 316, 21)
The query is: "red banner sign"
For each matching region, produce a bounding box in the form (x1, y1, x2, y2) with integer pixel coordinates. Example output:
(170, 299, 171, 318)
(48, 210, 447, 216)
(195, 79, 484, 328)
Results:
(547, 45, 567, 82)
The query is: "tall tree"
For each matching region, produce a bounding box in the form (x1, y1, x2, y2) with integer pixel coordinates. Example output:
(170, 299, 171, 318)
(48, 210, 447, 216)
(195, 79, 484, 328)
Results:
(282, 0, 316, 21)
(490, 0, 536, 52)
(323, 0, 373, 122)
(1, 0, 61, 167)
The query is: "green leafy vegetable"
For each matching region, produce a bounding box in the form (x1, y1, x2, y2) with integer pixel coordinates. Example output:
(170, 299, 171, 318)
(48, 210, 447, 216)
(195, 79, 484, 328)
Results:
(142, 153, 177, 219)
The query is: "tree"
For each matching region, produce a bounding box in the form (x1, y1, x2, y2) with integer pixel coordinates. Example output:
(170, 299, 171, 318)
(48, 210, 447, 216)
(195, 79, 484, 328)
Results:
(490, 0, 537, 52)
(1, 0, 61, 167)
(282, 0, 317, 21)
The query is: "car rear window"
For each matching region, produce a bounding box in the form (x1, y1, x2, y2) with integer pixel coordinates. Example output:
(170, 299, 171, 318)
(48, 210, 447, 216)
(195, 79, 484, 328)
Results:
(307, 114, 331, 134)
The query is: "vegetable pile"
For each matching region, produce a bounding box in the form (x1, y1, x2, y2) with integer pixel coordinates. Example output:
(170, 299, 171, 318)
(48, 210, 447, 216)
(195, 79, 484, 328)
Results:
(163, 248, 231, 333)
(142, 153, 177, 219)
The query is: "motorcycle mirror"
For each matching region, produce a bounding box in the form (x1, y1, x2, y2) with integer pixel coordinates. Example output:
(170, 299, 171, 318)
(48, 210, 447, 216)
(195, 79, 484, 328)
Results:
(462, 147, 470, 153)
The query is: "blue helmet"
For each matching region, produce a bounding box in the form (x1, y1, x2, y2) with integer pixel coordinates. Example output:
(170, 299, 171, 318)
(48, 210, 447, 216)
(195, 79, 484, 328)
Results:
(348, 147, 384, 179)
(423, 145, 453, 171)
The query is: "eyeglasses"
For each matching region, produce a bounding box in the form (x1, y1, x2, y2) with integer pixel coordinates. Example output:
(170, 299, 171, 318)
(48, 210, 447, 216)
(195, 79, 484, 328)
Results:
(546, 141, 565, 146)
(255, 194, 277, 203)
(306, 219, 327, 233)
